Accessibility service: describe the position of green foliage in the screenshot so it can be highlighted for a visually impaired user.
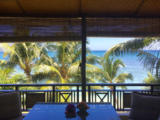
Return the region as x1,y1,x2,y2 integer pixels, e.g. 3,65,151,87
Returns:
111,38,158,56
144,72,160,90
36,41,100,85
0,67,26,89
144,72,159,84
0,43,53,83
0,41,100,86
1,43,45,81
98,47,133,88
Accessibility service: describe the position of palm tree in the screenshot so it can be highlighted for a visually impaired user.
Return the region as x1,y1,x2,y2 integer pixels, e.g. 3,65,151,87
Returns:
0,41,100,85
35,41,100,84
95,48,133,105
98,48,133,89
110,37,160,80
144,72,160,89
0,43,56,83
0,65,25,89
144,72,157,84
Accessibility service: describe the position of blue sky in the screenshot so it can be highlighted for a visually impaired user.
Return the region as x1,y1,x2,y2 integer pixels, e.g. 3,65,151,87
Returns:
87,37,135,50
0,37,136,51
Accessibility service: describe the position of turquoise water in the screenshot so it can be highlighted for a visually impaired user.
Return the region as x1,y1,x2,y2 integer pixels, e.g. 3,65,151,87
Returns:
0,51,149,83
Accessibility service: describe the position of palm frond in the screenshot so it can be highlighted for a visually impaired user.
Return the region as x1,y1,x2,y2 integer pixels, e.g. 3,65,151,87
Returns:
33,64,64,83
68,62,80,76
112,59,125,77
114,73,133,83
144,72,157,84
137,50,160,73
111,38,157,56
0,60,16,68
86,64,102,73
87,54,100,64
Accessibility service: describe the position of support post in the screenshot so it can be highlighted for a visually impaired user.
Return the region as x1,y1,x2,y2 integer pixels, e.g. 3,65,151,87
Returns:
81,17,87,102
150,85,154,95
15,86,19,91
88,85,91,103
113,86,116,109
52,86,55,103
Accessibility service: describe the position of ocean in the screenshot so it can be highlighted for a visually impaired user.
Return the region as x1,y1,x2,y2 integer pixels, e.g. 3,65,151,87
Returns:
0,51,150,84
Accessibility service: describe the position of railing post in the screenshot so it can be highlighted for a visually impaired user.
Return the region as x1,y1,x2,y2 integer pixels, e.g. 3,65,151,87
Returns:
88,85,91,103
77,85,79,103
52,86,55,103
113,86,116,109
15,86,19,91
15,85,21,108
150,85,154,95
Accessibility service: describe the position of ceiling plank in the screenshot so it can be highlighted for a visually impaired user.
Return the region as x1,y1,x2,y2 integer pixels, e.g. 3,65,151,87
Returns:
133,0,146,16
15,0,26,15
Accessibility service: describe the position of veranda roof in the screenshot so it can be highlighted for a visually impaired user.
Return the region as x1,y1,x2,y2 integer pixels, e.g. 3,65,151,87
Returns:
0,0,160,17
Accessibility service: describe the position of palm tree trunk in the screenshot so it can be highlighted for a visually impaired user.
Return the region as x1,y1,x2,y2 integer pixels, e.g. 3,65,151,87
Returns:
24,68,32,83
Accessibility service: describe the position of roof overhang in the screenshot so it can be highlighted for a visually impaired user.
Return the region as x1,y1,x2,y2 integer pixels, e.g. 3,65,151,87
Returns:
0,17,160,42
0,0,160,18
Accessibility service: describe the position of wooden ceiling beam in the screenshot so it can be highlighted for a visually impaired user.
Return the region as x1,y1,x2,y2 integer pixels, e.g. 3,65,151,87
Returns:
15,0,26,15
134,0,146,16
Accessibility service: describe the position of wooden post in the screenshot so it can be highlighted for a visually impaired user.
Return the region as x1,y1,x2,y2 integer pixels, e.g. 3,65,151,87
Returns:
52,86,55,103
113,86,116,109
81,17,87,102
150,85,154,95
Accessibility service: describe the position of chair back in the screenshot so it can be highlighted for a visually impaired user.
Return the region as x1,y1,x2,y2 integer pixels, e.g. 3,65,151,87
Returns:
123,93,131,108
0,92,22,120
129,92,160,120
26,92,45,109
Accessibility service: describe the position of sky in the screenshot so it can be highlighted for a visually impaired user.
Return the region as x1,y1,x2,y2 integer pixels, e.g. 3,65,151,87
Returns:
87,37,135,51
1,37,159,52
0,37,135,52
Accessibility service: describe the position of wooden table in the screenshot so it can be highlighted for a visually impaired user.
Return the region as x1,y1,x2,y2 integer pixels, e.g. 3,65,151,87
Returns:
24,103,121,120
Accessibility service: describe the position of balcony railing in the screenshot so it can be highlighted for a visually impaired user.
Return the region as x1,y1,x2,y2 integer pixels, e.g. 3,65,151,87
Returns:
0,83,160,111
